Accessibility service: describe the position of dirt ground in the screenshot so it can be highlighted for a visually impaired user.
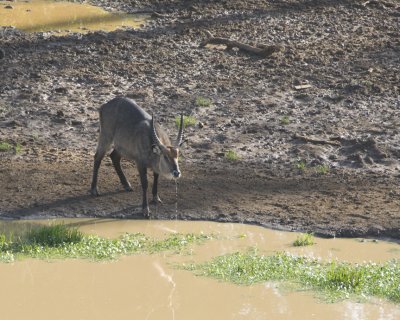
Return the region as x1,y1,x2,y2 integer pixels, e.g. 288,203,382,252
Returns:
0,0,399,239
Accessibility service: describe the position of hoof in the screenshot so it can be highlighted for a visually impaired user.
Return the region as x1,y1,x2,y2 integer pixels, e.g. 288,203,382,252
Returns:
142,207,151,219
90,188,99,196
124,185,133,192
150,196,163,205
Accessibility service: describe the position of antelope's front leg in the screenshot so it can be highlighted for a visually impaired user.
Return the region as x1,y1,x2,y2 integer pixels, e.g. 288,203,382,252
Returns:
151,172,163,204
138,166,150,218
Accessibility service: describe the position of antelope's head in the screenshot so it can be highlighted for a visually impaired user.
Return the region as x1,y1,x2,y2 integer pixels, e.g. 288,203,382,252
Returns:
151,114,184,179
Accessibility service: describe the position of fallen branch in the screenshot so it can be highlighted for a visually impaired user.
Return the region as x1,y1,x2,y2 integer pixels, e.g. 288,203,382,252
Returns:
200,30,282,58
151,11,168,18
294,84,312,90
293,134,341,146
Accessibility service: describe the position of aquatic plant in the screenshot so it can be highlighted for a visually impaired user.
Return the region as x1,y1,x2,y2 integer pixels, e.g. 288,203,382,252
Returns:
186,250,400,303
0,224,212,262
26,223,84,246
293,233,314,247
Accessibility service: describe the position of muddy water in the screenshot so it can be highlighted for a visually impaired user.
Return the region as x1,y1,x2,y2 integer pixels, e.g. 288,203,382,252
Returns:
0,0,148,34
0,219,399,320
74,219,400,263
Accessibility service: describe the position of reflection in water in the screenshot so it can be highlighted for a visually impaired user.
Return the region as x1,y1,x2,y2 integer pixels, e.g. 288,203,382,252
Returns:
344,302,366,320
343,301,400,320
0,219,399,320
153,262,177,320
0,0,148,34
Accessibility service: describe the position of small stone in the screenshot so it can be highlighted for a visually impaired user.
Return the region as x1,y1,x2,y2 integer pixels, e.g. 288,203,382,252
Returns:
6,120,21,128
4,5,14,9
54,87,68,94
364,155,374,164
71,119,83,126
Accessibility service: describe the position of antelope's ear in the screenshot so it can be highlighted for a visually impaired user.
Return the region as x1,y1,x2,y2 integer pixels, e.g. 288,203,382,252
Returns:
152,145,161,155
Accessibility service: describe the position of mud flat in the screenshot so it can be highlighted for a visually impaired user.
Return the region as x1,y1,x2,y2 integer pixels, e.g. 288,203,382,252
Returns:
0,0,399,239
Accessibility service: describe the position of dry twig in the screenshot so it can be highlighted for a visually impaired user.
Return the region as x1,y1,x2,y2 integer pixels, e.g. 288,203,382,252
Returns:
293,134,341,146
200,30,282,58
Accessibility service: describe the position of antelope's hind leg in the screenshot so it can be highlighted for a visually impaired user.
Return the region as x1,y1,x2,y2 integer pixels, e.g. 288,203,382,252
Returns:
91,149,106,196
91,132,113,196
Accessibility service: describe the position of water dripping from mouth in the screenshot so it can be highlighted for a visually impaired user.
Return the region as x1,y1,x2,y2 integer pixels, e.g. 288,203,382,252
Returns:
174,180,178,218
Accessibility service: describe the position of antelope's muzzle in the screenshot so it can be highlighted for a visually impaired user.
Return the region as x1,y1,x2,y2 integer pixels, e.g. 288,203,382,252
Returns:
172,170,181,178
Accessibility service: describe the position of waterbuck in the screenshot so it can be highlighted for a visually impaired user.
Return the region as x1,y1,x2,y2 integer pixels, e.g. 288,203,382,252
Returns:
90,97,184,217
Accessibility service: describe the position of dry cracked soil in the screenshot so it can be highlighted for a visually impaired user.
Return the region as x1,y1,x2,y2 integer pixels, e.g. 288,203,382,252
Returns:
0,0,399,239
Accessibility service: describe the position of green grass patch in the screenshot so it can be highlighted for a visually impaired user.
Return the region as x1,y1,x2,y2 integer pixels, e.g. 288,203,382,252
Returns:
293,233,314,247
295,160,307,172
195,96,212,108
295,161,330,175
0,141,22,153
186,250,400,303
280,115,290,125
15,143,22,154
315,164,330,175
0,224,212,262
224,150,240,161
176,115,197,128
0,141,14,152
26,223,84,247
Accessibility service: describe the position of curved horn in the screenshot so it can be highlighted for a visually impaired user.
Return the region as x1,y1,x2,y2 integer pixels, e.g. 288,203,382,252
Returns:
151,114,163,147
175,113,184,147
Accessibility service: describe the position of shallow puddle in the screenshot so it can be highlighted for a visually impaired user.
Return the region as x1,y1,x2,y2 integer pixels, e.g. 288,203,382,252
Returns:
0,0,148,34
0,219,399,320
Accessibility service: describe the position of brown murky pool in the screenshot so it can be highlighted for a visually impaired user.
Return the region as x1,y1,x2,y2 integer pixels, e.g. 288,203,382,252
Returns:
0,219,399,320
0,0,148,34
